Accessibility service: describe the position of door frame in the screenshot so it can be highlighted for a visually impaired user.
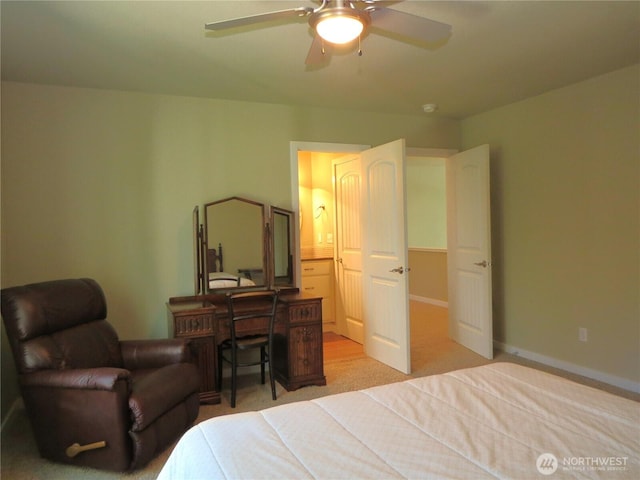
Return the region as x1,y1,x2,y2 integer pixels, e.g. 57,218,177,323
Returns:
290,141,370,288
290,143,476,361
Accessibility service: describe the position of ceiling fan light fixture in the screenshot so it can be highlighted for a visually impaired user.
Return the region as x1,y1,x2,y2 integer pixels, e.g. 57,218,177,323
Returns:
316,15,363,44
311,8,370,45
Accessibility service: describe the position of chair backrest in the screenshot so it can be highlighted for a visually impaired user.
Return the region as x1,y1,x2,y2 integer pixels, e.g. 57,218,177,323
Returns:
226,290,279,342
1,278,123,374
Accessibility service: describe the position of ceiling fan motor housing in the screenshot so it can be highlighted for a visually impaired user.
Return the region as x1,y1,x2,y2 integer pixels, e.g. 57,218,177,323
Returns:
310,5,372,44
310,7,372,29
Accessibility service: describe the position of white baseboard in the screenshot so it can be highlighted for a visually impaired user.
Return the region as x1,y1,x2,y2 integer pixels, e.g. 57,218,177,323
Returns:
1,397,24,433
409,295,448,308
495,341,640,394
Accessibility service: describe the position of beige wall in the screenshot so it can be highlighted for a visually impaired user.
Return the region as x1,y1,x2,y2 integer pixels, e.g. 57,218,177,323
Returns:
0,81,460,418
408,249,448,303
406,157,447,249
298,151,339,257
405,156,448,303
461,65,640,385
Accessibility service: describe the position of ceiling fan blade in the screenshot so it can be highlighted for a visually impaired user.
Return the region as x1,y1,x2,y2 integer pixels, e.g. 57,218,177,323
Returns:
205,7,313,31
357,0,405,8
369,8,451,43
305,35,333,65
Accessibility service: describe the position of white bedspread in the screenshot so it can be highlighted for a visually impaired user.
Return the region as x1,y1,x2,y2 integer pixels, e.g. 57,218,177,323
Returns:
158,362,639,479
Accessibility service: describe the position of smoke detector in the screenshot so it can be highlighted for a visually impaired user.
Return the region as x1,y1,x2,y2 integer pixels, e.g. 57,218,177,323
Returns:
422,103,438,113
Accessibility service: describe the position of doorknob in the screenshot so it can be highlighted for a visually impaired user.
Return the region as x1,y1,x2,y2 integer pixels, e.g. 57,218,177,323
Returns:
389,266,405,274
474,261,488,268
337,258,343,264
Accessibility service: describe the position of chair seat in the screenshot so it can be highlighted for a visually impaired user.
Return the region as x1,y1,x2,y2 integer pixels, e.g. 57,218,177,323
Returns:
230,335,269,350
219,335,270,367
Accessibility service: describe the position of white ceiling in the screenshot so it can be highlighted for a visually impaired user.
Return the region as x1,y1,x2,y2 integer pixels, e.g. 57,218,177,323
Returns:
2,1,639,118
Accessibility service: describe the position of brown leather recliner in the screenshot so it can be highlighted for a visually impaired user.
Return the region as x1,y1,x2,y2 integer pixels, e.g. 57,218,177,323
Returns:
0,278,200,472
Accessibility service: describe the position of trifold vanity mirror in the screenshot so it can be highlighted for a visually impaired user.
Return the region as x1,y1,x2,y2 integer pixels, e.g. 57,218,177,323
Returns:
193,196,296,294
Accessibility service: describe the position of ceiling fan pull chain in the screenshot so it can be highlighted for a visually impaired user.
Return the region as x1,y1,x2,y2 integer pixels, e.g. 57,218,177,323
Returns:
358,35,363,56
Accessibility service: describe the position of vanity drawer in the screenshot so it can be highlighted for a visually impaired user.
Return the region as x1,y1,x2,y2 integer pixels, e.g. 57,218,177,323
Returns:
173,314,215,337
301,260,332,276
289,302,321,324
301,275,332,297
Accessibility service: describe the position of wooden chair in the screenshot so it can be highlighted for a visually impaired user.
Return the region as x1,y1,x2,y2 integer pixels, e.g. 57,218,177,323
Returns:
217,290,279,407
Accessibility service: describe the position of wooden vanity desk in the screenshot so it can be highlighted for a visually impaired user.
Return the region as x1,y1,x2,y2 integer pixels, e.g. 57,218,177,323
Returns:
167,290,326,404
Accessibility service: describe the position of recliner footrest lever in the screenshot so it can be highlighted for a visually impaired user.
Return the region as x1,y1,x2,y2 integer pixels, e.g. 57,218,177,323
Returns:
66,441,107,458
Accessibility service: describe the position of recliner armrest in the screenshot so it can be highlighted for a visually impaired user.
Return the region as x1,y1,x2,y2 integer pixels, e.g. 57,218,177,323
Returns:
120,339,192,370
20,367,130,391
128,362,200,432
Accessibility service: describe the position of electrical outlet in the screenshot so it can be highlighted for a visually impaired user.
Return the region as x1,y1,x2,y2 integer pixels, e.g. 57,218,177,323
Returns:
579,328,588,342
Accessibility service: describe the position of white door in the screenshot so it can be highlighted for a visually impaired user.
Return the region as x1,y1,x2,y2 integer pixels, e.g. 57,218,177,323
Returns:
446,144,493,358
333,154,364,344
361,139,411,374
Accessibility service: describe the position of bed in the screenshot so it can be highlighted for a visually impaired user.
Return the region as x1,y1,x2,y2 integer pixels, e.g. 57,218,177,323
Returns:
206,243,257,288
158,362,639,479
208,272,256,289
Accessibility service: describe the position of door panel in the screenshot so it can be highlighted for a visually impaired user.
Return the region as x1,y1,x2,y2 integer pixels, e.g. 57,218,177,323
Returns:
342,269,364,342
334,155,364,344
447,144,493,358
362,139,411,374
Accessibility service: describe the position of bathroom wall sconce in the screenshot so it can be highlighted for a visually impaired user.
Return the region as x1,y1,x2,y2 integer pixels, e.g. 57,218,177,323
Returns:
314,205,326,219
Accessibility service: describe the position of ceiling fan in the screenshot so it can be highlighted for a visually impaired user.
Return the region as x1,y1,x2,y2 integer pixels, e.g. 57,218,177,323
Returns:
205,0,452,65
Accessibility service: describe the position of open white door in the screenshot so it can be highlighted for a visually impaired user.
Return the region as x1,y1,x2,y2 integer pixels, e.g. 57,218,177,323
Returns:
446,144,493,359
333,154,364,344
361,139,411,374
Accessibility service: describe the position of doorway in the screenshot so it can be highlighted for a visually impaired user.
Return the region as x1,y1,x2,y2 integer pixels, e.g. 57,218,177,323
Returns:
291,141,494,367
292,142,450,360
297,149,356,337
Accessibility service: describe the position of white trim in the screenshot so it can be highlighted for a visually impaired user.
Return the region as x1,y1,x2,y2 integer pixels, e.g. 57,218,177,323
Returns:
495,341,640,394
406,147,458,158
0,397,24,433
409,294,448,308
409,247,447,253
